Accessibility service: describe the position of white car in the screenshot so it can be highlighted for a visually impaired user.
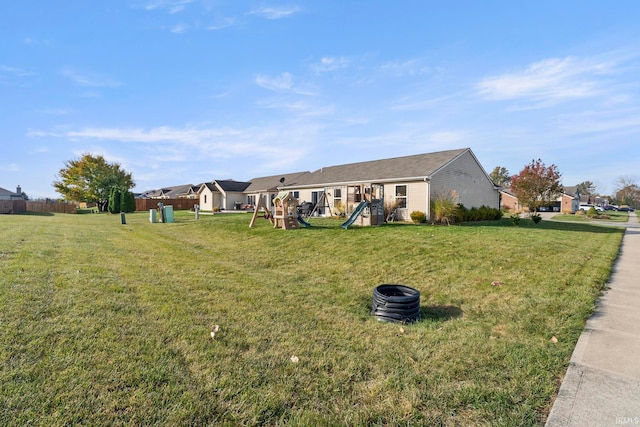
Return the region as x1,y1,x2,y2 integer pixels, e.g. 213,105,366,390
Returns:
579,204,604,212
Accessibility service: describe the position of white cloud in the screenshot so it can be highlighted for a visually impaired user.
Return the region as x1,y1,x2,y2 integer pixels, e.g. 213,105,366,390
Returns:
255,72,294,92
255,98,334,116
255,72,316,95
37,108,71,115
380,58,431,76
207,17,236,30
30,123,320,172
311,56,351,73
476,55,617,104
23,37,50,45
60,69,122,87
392,94,459,111
143,0,193,12
248,5,301,20
170,23,189,33
1,65,37,78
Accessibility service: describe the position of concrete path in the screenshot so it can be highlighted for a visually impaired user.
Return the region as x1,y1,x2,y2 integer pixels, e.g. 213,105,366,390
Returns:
546,212,640,426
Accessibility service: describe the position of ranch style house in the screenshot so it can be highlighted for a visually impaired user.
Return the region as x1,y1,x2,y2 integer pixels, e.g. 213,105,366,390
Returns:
139,148,501,222
277,148,500,222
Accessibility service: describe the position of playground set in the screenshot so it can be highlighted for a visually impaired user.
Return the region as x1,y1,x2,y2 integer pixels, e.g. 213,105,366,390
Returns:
249,184,386,230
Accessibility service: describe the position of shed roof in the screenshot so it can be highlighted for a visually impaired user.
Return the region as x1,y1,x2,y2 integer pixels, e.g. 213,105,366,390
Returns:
215,179,251,192
198,180,251,194
283,148,469,188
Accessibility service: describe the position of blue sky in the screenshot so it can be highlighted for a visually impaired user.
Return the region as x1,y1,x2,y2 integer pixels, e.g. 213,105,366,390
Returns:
2,1,639,199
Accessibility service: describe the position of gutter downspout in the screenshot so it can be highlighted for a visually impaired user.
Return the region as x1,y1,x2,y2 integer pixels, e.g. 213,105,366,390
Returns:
424,176,431,221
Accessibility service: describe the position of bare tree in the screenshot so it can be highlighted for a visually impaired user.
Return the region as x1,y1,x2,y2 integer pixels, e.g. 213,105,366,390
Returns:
614,176,640,208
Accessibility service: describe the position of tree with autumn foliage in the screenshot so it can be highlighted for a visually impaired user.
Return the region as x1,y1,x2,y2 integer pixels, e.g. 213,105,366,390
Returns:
510,159,563,214
53,153,135,212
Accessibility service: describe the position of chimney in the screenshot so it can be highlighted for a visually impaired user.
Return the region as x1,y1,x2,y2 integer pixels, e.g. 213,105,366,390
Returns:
16,185,22,195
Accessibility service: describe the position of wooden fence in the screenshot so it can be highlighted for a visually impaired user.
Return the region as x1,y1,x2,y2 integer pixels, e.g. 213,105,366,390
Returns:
26,200,78,214
0,200,26,214
135,198,200,212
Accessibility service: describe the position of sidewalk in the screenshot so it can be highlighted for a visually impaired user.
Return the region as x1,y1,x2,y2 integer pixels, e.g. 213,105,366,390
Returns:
546,212,640,426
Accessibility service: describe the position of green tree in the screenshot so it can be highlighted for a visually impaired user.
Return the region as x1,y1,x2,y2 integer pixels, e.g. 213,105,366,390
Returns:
576,181,596,197
489,166,511,187
53,154,134,211
108,187,122,214
510,159,563,214
108,187,136,213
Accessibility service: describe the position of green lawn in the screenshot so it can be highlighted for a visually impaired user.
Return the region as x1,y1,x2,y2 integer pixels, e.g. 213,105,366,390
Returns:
552,210,630,223
0,211,625,426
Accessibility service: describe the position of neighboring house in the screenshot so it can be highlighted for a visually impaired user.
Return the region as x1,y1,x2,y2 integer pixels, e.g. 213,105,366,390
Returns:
499,189,522,212
0,185,25,200
0,186,27,214
280,148,500,221
243,171,310,210
138,184,199,199
560,186,581,214
163,184,198,199
198,180,251,211
501,186,580,214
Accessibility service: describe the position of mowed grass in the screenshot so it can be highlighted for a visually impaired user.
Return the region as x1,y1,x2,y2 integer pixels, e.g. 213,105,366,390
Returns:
552,210,630,223
0,211,625,426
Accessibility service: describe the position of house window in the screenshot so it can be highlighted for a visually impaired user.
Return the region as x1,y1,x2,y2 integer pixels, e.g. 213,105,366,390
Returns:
204,194,207,204
293,191,299,199
334,188,342,204
247,195,256,206
395,185,407,208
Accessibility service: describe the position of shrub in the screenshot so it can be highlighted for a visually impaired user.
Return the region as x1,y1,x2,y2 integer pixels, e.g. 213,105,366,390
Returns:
586,207,598,218
107,187,121,214
410,211,426,224
108,188,136,213
510,214,521,226
531,213,542,224
431,191,459,225
457,204,503,222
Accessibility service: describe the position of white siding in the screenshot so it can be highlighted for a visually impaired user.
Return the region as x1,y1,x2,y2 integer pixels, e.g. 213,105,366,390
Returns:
199,189,214,211
383,181,428,221
224,193,246,210
430,151,498,210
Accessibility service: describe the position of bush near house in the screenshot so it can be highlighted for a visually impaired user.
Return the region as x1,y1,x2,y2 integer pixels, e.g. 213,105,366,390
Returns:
431,195,459,225
456,205,503,222
410,211,427,223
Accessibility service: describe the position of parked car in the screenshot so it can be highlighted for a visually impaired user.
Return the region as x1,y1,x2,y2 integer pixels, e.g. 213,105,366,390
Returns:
579,204,604,212
617,205,634,212
602,205,616,211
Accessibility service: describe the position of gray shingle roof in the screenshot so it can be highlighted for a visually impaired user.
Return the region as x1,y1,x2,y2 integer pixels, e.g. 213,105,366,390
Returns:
0,187,16,197
283,148,469,188
244,172,310,193
215,180,251,192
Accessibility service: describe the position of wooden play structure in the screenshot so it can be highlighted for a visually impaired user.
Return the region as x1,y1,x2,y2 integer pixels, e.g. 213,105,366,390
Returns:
249,193,274,228
341,184,385,229
249,191,309,230
272,191,300,229
308,191,333,218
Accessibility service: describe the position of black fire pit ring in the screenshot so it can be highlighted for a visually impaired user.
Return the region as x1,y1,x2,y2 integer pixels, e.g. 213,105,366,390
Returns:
371,284,421,323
